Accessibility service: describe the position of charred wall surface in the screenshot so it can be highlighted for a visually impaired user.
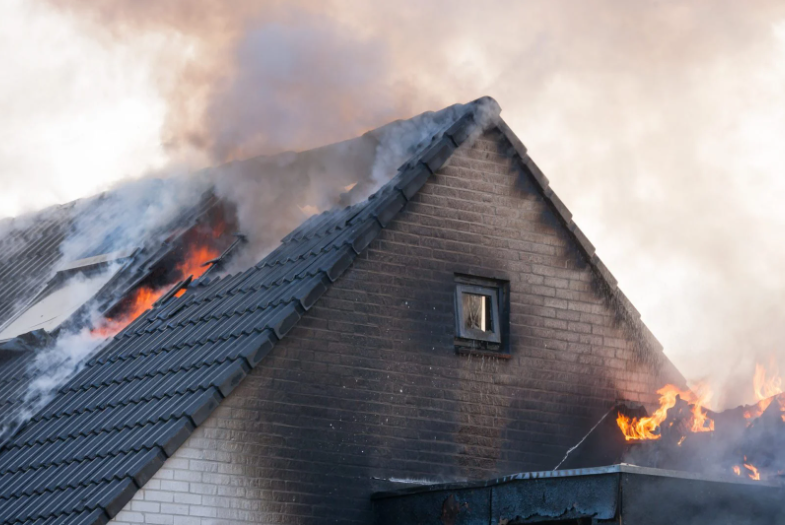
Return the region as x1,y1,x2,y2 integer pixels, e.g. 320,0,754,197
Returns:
110,129,677,524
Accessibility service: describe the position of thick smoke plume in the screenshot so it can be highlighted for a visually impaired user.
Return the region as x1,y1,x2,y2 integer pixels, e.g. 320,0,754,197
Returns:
61,173,213,262
44,0,425,164
212,101,490,266
10,0,785,409
0,97,481,442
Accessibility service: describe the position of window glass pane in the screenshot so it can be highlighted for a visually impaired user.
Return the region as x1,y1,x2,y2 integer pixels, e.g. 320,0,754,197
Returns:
462,293,494,332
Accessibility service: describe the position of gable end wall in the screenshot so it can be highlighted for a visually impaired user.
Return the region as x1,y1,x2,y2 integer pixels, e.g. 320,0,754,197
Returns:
110,128,674,525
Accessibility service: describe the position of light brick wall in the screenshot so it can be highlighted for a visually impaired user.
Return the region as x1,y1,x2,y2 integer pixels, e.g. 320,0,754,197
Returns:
110,411,277,525
110,128,677,524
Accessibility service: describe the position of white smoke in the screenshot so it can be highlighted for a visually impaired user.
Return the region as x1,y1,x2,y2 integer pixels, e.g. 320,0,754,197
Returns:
10,0,785,412
16,327,103,422
214,99,493,268
0,99,488,438
0,268,118,438
59,169,213,263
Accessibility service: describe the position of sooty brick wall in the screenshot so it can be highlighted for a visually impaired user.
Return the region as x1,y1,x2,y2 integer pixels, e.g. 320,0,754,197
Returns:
110,128,680,525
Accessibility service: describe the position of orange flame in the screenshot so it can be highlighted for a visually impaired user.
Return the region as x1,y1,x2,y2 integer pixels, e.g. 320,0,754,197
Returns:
689,382,714,433
91,285,162,338
617,384,714,441
176,244,219,282
744,399,773,420
92,242,220,338
743,459,761,481
754,361,782,400
744,360,783,420
732,465,741,476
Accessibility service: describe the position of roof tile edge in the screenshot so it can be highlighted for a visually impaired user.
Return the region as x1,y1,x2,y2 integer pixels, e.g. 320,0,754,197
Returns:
495,117,673,368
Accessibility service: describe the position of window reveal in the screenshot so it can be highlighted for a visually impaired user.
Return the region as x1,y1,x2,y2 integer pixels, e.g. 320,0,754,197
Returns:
462,291,493,333
454,280,505,349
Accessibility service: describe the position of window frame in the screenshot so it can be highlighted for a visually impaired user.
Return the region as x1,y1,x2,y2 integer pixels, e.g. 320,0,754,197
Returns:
453,274,510,357
455,283,501,343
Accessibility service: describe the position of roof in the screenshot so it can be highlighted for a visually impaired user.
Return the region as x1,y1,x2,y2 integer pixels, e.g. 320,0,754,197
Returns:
372,464,782,525
0,206,74,329
0,192,228,442
0,97,674,524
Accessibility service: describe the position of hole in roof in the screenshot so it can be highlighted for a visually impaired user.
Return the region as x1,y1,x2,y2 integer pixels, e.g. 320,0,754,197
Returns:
92,202,240,337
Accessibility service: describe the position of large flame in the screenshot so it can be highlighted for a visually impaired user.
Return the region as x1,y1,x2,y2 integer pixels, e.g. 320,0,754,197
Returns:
753,361,782,400
744,360,784,420
92,242,220,338
176,244,218,281
90,285,161,338
617,384,714,441
689,382,714,433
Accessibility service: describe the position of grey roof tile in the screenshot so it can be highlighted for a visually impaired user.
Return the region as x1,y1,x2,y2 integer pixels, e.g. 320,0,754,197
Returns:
0,449,160,501
232,331,275,369
420,135,456,174
394,164,432,201
569,222,596,258
0,477,132,523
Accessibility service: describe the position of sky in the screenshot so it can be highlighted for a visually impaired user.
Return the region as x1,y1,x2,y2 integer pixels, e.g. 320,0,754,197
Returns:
3,0,785,407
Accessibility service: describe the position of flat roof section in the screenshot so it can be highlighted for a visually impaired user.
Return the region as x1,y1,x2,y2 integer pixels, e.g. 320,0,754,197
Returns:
371,464,785,524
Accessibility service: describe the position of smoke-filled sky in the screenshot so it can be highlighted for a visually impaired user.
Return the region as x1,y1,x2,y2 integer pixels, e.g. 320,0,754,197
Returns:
3,0,785,407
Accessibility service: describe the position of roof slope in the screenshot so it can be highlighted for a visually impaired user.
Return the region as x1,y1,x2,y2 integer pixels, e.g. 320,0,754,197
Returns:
0,97,676,524
0,206,74,329
0,194,224,442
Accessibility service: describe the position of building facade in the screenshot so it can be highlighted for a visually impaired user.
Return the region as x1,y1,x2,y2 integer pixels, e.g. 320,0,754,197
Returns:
109,125,681,524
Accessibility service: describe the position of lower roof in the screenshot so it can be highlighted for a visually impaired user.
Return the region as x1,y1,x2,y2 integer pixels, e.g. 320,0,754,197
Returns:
372,464,782,525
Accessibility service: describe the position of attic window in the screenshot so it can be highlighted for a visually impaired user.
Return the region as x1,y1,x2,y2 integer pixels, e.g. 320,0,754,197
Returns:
457,285,499,342
454,275,509,355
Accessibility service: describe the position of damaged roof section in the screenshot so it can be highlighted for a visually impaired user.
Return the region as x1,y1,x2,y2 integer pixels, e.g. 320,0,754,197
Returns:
0,95,474,354
0,192,241,447
0,98,490,461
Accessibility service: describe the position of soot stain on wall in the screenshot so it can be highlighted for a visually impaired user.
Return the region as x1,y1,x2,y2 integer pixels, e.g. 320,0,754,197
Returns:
207,128,676,523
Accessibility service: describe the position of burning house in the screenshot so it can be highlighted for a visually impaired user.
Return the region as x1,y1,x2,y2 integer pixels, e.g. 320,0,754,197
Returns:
0,97,773,525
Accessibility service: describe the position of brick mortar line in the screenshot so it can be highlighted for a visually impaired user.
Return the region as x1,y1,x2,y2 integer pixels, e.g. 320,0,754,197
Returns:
245,352,636,392
221,381,626,420
366,236,568,266
251,353,647,395
174,443,561,475
281,328,642,373
205,401,611,434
